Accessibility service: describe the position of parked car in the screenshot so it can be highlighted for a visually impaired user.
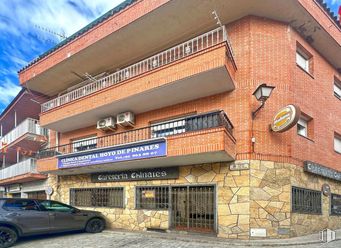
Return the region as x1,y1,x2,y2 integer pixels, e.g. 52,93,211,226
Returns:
0,198,106,248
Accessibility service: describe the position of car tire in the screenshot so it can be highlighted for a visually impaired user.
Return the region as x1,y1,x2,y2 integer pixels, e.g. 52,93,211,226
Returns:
85,218,105,233
0,226,18,248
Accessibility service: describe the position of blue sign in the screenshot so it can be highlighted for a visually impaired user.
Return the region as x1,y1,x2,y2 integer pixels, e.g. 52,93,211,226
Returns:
58,139,167,169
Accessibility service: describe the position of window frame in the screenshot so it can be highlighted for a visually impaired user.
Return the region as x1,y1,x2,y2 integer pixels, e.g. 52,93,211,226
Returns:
69,187,124,208
71,135,97,153
330,193,341,216
135,186,170,210
334,78,341,100
297,118,308,137
334,133,341,154
291,186,322,215
296,43,313,75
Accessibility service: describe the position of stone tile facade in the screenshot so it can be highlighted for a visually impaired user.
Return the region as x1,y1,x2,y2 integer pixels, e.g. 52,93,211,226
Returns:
47,160,341,239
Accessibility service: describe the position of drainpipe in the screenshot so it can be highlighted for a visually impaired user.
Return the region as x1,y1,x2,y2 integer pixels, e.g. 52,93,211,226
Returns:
14,111,17,127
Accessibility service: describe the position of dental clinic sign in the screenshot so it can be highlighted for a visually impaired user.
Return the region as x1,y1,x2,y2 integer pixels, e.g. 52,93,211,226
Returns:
58,139,167,169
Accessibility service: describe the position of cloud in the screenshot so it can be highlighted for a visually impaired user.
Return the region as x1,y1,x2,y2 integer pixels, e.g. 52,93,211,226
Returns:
0,0,125,40
0,0,124,111
331,0,341,5
0,79,21,105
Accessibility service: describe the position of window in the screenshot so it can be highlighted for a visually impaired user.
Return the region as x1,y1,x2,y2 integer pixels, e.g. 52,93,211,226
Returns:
150,112,222,138
72,136,97,152
136,186,169,210
70,188,124,208
2,199,39,211
334,134,341,154
297,114,313,139
334,79,341,100
297,118,308,137
292,186,322,214
331,193,341,215
296,44,312,74
151,118,187,138
38,200,75,212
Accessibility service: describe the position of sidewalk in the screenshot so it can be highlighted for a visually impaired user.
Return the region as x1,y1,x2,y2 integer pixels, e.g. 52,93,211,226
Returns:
107,228,341,247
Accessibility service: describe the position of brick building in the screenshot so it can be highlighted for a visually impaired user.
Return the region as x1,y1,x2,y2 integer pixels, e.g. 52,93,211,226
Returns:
0,89,49,199
18,0,340,239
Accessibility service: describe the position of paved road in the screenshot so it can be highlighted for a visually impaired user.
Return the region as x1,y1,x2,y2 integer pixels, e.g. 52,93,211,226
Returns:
14,230,341,248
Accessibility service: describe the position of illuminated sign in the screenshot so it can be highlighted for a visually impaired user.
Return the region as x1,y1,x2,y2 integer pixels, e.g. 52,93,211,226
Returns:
271,105,301,133
58,139,167,169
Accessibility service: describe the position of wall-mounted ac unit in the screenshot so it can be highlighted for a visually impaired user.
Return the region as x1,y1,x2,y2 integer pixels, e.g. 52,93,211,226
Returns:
117,112,135,127
97,117,116,131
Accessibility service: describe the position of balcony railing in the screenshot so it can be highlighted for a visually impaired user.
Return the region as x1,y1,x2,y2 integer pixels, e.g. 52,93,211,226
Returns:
0,118,48,148
41,26,228,113
0,158,37,180
38,111,233,159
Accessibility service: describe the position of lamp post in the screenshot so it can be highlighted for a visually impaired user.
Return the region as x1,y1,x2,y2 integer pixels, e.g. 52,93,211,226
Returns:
251,83,275,119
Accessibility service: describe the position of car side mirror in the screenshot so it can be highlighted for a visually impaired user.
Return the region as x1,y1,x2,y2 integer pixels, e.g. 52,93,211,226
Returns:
71,208,80,213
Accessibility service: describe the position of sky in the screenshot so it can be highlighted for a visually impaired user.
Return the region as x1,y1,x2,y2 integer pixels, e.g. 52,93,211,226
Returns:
0,0,340,113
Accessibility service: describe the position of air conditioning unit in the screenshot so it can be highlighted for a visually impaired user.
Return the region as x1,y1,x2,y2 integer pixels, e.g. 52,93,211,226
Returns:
117,112,135,127
97,117,116,131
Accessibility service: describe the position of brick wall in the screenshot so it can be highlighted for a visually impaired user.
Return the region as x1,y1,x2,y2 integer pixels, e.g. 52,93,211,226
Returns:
45,16,340,171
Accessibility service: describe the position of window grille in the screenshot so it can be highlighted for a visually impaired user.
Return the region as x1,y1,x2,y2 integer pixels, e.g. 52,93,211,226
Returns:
292,186,322,214
136,186,169,210
70,188,124,208
331,193,341,216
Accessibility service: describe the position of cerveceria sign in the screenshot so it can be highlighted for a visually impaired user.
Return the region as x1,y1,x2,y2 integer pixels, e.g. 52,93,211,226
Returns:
271,105,301,133
304,161,341,182
91,167,179,182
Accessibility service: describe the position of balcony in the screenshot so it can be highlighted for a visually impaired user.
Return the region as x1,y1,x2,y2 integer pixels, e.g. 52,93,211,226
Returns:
0,158,47,186
37,111,236,175
40,27,236,132
0,118,48,150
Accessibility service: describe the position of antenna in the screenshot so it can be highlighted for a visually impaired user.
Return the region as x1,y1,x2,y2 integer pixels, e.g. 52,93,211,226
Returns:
212,10,223,28
84,73,99,83
34,25,67,41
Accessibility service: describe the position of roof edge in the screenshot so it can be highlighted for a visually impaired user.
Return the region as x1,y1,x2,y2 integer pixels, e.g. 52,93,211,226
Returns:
18,0,137,74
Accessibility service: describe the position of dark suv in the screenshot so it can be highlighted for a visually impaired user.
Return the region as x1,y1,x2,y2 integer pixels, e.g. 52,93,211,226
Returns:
0,198,106,248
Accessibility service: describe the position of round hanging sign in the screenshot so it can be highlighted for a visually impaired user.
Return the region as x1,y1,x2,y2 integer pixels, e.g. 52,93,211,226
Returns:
271,105,301,133
45,186,54,196
321,183,331,196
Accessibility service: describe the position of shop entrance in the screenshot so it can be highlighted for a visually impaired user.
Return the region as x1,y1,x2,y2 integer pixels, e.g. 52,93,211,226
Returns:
27,191,47,200
171,185,215,233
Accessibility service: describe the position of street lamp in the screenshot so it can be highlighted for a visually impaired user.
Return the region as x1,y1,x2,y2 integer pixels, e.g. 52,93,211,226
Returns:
251,83,275,119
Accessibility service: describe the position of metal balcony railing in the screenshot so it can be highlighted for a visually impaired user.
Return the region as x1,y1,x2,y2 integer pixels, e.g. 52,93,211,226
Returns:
0,158,37,180
0,118,48,148
41,26,228,113
38,111,233,159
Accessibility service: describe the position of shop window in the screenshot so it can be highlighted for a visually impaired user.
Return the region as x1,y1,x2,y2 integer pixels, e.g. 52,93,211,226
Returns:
331,193,341,216
334,78,341,100
292,186,322,214
72,136,97,152
70,188,124,208
334,133,341,154
297,114,313,139
296,43,313,74
136,186,169,210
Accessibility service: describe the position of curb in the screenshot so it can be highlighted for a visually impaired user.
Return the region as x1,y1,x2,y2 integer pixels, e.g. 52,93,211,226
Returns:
103,229,341,247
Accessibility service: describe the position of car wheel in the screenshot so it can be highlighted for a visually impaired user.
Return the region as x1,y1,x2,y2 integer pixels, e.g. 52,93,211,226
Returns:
85,218,105,233
0,226,18,248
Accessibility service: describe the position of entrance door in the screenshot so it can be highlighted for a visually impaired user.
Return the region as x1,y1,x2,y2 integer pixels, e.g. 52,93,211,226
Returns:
171,186,215,233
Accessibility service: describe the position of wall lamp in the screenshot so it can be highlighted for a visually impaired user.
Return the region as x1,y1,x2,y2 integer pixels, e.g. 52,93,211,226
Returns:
251,83,275,119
